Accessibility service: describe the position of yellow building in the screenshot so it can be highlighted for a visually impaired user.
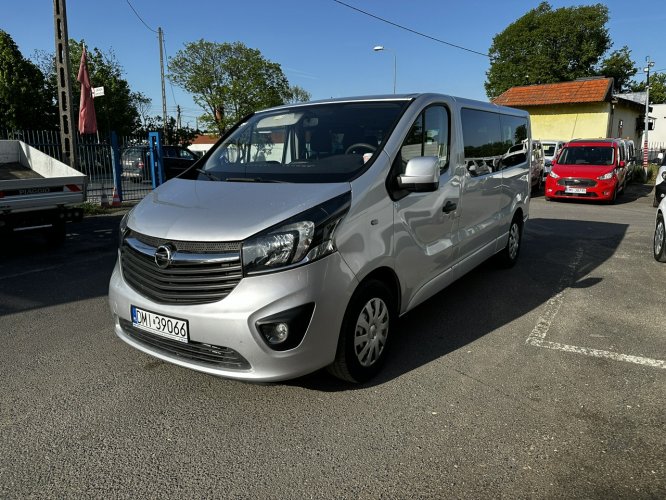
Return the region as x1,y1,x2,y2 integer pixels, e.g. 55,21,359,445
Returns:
493,78,644,145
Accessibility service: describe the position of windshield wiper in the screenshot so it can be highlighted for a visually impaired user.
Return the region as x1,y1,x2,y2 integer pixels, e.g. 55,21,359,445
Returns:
225,177,284,183
197,168,222,181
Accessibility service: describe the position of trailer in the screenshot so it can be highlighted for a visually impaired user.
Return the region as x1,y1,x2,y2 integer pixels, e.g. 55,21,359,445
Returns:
0,140,87,245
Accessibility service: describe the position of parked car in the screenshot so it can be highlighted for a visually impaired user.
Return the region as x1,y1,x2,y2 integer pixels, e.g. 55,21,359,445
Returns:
121,145,199,182
653,154,666,207
503,139,543,192
540,139,566,182
654,195,666,262
617,138,637,181
545,138,628,203
109,93,532,383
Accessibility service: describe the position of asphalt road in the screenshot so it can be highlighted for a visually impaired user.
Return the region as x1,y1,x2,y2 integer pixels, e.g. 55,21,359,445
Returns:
0,183,664,499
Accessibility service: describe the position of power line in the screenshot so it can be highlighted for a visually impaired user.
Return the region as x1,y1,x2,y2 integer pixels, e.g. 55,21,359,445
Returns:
332,0,489,58
125,0,158,33
162,35,179,107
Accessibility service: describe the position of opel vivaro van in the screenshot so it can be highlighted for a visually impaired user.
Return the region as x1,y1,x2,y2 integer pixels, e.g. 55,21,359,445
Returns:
108,94,532,383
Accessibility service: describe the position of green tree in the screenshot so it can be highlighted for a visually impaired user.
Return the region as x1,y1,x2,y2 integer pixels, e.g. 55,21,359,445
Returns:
67,40,140,136
286,85,311,104
0,30,56,129
37,40,141,135
630,73,666,104
131,91,152,129
485,2,611,99
168,40,295,134
597,46,637,93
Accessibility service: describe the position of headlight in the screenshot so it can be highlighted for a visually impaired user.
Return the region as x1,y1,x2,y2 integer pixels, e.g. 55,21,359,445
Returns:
242,192,351,275
119,211,130,247
597,171,614,181
549,171,560,179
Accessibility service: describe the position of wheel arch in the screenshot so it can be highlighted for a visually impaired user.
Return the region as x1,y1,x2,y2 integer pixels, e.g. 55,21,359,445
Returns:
354,266,402,314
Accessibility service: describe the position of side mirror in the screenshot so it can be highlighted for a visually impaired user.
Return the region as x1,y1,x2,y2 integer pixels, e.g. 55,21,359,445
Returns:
397,156,440,192
619,160,626,168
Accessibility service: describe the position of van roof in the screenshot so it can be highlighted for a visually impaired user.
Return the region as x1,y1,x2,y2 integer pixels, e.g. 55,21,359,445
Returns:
261,93,529,117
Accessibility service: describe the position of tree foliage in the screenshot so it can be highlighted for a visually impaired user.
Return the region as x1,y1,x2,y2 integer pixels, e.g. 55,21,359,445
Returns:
168,40,296,134
286,85,312,104
66,40,140,136
36,40,141,135
0,30,56,129
485,2,611,99
631,73,666,105
597,46,637,93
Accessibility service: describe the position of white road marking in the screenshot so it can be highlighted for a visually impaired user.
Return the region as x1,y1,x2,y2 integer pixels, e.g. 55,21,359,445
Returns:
526,246,666,370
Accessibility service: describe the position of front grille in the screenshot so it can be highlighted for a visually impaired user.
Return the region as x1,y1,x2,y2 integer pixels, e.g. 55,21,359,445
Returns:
120,319,251,370
558,178,596,187
121,230,243,305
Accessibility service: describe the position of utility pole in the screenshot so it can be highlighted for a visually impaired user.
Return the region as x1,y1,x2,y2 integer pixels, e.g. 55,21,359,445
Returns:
158,27,167,142
52,0,78,169
176,105,181,137
643,56,655,175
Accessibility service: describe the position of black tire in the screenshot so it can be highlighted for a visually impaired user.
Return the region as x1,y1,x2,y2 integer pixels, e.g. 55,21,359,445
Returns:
327,280,396,383
654,214,666,263
496,215,522,268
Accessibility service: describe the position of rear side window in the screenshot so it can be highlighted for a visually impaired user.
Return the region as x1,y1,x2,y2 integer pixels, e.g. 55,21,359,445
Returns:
461,109,528,175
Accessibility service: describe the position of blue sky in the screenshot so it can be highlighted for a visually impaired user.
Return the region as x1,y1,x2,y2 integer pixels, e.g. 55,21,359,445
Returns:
3,0,665,129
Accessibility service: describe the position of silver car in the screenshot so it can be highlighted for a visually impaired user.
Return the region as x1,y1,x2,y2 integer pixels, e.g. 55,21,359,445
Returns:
109,94,531,383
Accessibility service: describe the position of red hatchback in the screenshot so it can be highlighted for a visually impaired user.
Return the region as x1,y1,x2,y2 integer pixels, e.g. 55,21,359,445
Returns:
545,139,628,203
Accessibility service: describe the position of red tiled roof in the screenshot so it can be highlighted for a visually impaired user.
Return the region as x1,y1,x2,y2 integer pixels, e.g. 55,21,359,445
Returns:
493,78,613,107
191,134,219,145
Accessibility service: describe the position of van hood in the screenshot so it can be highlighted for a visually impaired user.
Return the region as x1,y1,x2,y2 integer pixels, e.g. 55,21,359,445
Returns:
127,179,351,241
551,164,614,179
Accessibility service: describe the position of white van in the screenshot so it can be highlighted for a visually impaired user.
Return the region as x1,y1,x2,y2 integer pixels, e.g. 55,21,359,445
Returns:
109,94,531,383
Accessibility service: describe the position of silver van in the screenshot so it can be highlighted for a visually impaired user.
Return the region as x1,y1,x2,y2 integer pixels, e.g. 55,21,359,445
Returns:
109,94,531,383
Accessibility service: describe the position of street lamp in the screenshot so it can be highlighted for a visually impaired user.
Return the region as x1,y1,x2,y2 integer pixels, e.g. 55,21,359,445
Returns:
643,56,655,173
373,45,396,94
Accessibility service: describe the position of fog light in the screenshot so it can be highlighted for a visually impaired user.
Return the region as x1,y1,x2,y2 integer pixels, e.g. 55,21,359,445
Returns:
256,303,315,351
264,323,289,345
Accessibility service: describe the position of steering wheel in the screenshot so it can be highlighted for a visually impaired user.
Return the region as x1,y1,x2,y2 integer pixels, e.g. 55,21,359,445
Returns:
345,143,377,155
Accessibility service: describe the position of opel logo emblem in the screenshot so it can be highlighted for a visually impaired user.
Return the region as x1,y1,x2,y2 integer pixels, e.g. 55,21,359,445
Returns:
154,244,175,269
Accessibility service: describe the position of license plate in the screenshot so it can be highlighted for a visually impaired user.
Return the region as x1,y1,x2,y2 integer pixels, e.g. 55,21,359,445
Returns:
565,187,587,194
131,306,189,343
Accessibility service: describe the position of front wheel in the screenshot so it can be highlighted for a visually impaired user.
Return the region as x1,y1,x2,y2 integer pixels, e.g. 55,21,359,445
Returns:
327,280,396,383
654,214,666,262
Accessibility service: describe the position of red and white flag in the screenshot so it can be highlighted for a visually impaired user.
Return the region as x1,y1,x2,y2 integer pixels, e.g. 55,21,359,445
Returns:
77,46,97,134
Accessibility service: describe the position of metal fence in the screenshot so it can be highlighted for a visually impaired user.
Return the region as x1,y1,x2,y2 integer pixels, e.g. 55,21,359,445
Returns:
0,129,153,204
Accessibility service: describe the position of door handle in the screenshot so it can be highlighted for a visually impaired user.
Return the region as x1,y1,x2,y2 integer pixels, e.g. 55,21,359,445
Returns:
442,201,457,213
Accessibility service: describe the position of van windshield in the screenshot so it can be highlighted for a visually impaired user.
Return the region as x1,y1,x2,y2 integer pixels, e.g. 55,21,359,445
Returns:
199,100,409,183
558,146,614,166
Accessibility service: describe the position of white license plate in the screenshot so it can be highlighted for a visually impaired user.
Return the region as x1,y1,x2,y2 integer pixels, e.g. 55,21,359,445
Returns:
131,306,189,343
565,187,587,194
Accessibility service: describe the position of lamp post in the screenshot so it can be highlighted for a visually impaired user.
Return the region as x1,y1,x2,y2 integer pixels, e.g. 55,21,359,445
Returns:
373,45,396,94
643,56,655,174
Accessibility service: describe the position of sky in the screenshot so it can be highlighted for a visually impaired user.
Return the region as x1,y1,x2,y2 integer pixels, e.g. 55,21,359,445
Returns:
3,0,665,130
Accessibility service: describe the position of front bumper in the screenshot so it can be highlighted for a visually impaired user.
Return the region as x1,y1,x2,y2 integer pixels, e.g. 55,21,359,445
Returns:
108,252,357,381
655,181,666,205
545,177,618,201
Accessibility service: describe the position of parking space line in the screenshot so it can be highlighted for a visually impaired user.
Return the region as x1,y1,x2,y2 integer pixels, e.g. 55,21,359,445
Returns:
526,337,666,369
526,246,666,370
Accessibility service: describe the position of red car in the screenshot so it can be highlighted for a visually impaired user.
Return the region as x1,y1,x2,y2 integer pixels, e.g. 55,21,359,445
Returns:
544,139,629,203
